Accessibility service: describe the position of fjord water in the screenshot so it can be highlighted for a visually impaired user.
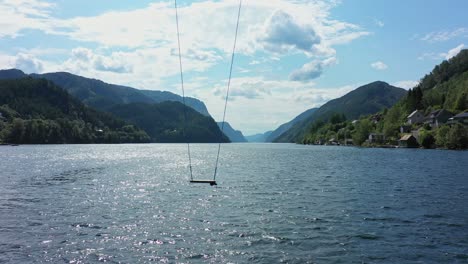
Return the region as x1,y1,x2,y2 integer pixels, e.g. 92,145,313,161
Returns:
0,144,467,263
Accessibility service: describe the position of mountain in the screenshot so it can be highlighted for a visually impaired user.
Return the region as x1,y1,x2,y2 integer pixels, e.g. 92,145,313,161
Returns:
0,69,27,79
0,78,150,144
108,102,229,143
217,122,247,142
139,90,210,116
265,108,318,142
245,131,273,142
0,69,210,116
274,81,407,142
0,69,226,143
324,49,468,149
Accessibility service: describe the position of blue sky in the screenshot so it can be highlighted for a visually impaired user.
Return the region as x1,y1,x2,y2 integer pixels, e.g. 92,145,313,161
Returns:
0,0,467,135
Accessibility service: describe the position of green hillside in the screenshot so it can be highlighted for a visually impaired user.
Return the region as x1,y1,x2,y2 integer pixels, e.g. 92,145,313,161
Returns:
108,102,229,143
0,69,225,143
274,81,406,143
301,49,468,149
0,78,150,144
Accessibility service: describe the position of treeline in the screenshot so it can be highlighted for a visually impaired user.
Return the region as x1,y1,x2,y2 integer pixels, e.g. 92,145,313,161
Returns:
0,78,150,144
302,113,467,150
0,117,149,144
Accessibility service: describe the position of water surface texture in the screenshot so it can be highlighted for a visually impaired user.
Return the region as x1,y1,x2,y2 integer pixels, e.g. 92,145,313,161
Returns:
0,144,467,263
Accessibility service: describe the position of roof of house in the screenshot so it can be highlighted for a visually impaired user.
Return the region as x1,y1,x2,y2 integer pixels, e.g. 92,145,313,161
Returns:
407,110,422,118
399,134,415,141
427,109,452,118
454,112,468,118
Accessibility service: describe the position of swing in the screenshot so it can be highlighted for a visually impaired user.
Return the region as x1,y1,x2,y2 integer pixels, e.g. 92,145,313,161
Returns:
174,0,242,185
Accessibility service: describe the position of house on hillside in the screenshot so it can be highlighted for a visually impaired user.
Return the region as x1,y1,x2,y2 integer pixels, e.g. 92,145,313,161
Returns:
424,109,453,128
448,112,468,126
398,134,419,148
407,110,424,124
368,133,385,144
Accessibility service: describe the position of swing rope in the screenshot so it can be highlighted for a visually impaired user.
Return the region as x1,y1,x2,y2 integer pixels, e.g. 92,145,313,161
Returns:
213,0,242,181
174,0,193,181
174,0,242,182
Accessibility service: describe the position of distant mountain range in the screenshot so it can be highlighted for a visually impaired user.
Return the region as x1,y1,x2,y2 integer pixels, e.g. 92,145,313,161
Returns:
274,81,407,142
217,122,247,142
265,108,318,142
0,69,228,143
0,69,210,116
245,131,272,142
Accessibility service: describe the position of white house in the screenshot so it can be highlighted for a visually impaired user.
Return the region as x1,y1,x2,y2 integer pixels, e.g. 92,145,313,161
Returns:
407,110,424,125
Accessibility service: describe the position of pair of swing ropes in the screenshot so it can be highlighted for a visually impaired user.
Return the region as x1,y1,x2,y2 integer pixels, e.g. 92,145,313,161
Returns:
174,0,243,182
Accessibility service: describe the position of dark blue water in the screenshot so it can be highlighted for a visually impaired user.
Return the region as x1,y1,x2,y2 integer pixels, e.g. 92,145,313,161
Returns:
0,144,467,263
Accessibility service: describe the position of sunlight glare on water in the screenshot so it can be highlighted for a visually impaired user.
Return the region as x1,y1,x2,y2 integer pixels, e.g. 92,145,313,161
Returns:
0,144,467,263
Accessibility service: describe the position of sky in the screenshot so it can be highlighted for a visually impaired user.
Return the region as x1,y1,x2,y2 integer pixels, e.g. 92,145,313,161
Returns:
0,0,467,135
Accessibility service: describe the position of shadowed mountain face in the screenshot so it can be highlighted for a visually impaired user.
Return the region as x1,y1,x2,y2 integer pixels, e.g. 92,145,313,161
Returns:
217,122,247,142
109,102,229,143
0,69,227,143
0,78,150,144
274,81,407,142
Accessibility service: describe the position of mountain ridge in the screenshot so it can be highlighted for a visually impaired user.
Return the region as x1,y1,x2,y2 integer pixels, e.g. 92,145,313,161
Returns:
266,107,318,142
274,81,407,142
217,122,247,142
0,69,210,116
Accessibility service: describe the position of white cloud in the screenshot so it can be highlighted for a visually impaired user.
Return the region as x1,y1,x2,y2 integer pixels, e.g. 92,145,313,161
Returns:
258,10,320,53
371,61,388,70
442,44,464,60
0,0,369,83
289,57,336,82
64,47,131,74
289,61,323,82
212,77,273,100
393,80,419,90
0,53,16,69
419,44,465,61
0,0,51,37
421,28,468,43
14,53,44,73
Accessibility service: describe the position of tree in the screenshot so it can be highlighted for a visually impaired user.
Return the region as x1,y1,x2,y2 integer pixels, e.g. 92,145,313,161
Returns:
436,125,450,148
419,129,435,149
8,118,25,143
455,92,467,111
352,119,372,146
446,124,468,149
383,106,403,138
